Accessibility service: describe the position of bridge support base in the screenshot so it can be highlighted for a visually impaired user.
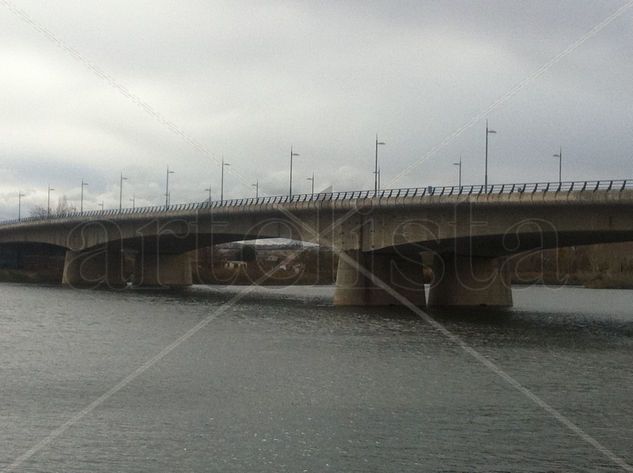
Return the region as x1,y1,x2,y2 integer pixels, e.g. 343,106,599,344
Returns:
428,254,512,308
333,251,426,306
62,248,127,288
133,253,193,287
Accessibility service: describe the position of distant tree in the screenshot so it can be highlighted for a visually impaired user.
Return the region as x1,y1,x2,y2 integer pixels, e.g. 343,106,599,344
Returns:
30,206,48,218
238,245,257,262
56,195,77,215
29,195,77,218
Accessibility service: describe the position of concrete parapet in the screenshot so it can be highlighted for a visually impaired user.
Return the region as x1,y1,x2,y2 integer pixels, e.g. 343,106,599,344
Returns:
333,251,426,306
62,248,126,288
133,252,193,287
428,253,512,308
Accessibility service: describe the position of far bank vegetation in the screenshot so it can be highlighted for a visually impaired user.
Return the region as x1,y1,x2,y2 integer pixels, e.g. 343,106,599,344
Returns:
194,242,633,289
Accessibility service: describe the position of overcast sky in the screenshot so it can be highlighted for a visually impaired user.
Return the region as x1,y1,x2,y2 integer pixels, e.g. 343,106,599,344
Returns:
1,0,632,219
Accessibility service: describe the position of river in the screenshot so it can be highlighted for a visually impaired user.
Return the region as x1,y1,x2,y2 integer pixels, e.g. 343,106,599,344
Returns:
1,283,632,472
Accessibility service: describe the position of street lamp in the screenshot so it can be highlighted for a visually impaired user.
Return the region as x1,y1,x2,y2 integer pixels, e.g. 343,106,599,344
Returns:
221,157,230,202
130,194,136,210
119,172,128,211
204,186,212,203
553,146,563,185
377,167,381,190
47,185,55,218
307,172,315,194
165,166,175,207
453,156,463,188
485,120,496,191
252,180,259,199
80,179,88,214
289,146,300,197
374,135,386,193
18,191,25,221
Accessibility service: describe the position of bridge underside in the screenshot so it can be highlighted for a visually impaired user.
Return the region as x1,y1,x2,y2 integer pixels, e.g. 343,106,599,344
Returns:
60,248,196,289
388,231,633,258
3,233,633,307
59,232,281,289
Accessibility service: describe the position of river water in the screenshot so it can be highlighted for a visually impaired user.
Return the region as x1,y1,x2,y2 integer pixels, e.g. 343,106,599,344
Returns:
1,283,632,472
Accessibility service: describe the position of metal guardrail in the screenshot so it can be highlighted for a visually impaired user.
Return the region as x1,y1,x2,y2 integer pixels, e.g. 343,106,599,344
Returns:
1,179,631,227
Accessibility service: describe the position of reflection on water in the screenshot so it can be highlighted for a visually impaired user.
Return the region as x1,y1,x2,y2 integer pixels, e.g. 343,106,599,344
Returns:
1,283,632,472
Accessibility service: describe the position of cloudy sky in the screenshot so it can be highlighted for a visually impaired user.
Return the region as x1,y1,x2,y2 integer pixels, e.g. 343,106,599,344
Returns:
0,0,632,219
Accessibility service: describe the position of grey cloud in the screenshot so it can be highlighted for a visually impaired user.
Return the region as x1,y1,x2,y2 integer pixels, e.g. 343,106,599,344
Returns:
0,0,632,219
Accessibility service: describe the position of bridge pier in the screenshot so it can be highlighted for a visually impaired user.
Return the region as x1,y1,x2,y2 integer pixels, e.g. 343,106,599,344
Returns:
133,252,193,288
428,254,512,308
333,251,426,306
62,248,127,288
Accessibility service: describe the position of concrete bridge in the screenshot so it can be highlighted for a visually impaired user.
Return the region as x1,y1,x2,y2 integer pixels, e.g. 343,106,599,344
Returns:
2,179,633,308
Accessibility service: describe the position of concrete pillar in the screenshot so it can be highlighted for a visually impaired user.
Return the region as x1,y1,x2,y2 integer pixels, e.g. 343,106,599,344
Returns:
62,248,127,288
333,250,367,305
428,253,512,308
133,252,193,287
333,251,426,306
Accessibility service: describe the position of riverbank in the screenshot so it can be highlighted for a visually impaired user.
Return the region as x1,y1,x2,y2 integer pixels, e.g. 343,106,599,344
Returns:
508,242,633,289
196,242,633,289
0,268,62,284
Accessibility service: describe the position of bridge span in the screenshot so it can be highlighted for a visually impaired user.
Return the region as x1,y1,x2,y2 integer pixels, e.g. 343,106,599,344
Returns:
2,179,633,308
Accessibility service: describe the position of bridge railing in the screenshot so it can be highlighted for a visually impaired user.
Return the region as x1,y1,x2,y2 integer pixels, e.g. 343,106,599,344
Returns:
2,178,631,226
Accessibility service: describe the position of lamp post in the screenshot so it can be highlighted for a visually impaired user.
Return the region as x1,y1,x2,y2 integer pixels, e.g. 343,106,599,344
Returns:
18,191,25,221
165,166,174,207
289,146,300,197
252,180,259,198
119,172,128,211
80,179,88,214
204,186,212,203
377,167,381,191
374,135,386,193
307,172,315,194
553,147,563,185
98,201,104,211
47,185,55,218
485,120,496,191
221,157,230,202
130,194,136,210
453,156,463,188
